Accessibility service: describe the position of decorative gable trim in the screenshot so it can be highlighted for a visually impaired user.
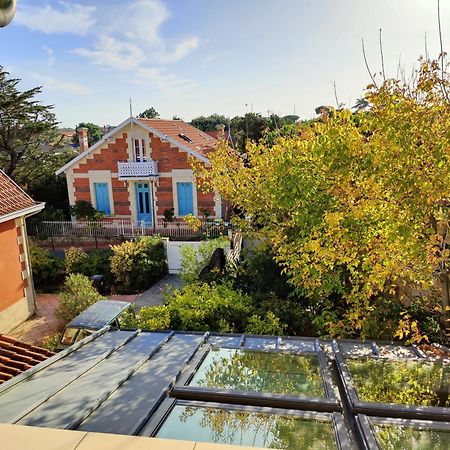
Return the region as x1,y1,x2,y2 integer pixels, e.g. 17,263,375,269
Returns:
56,117,210,176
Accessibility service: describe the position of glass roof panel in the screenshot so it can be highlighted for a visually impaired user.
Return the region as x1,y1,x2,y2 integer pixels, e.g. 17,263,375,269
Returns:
347,357,450,407
156,405,337,449
373,423,450,450
188,348,326,397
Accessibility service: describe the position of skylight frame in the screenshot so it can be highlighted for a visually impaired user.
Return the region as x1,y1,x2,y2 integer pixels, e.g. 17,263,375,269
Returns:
356,414,450,450
334,346,450,421
170,342,341,411
143,398,351,450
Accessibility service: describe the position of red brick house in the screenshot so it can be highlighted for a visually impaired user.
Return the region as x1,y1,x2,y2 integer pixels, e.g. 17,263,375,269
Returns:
0,171,44,333
56,117,224,224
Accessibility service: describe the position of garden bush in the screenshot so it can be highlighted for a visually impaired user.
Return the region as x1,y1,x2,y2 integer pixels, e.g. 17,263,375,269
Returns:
179,237,229,284
110,236,168,293
65,247,113,291
127,282,294,335
65,247,88,274
56,274,105,325
30,242,65,292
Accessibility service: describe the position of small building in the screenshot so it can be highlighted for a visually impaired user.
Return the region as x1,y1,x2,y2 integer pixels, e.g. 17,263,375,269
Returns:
0,171,44,333
56,117,224,225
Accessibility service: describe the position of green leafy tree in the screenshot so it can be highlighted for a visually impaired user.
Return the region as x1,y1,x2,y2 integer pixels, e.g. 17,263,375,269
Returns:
193,58,450,340
71,122,103,147
190,114,229,132
137,107,160,119
0,66,61,177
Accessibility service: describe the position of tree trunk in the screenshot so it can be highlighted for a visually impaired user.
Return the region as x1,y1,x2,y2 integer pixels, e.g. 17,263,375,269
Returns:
439,273,450,331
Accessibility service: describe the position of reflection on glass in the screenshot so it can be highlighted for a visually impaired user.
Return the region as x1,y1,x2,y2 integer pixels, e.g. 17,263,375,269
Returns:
189,348,325,397
157,405,336,449
374,424,450,450
347,358,450,407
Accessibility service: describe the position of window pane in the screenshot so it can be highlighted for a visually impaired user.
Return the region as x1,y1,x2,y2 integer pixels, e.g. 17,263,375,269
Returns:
374,424,450,450
189,348,326,398
156,405,336,449
60,328,79,346
347,358,450,407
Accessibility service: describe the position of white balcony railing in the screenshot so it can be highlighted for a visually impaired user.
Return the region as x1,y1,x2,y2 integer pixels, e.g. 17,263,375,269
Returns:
117,160,158,179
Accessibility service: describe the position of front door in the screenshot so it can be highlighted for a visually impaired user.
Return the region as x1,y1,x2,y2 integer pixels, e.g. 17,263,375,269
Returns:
135,182,152,224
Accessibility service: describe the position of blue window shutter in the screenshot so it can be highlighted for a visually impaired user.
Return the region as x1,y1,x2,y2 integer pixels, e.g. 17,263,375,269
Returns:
177,182,194,216
94,183,111,215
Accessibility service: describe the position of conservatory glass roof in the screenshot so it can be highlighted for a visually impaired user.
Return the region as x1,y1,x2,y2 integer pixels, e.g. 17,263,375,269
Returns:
0,328,448,450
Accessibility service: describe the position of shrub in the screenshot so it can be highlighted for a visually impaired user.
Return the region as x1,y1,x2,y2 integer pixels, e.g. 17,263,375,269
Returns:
65,247,88,274
110,236,168,293
246,312,287,335
70,200,103,220
127,282,292,335
30,242,65,292
56,274,105,325
40,333,62,352
180,237,229,284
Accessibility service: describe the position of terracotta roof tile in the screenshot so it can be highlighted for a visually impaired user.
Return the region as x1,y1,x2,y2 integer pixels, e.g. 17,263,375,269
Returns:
138,119,219,157
0,334,54,384
0,170,36,218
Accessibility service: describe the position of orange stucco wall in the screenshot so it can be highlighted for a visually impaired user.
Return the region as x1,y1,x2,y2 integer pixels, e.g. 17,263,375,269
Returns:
0,220,26,312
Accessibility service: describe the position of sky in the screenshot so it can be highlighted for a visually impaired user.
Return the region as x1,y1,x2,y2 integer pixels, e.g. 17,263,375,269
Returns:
2,0,449,127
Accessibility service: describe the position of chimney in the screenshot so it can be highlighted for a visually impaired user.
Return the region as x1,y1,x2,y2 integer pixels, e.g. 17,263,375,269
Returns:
76,127,89,153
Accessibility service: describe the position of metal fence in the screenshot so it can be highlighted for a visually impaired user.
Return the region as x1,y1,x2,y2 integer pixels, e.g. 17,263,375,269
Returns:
30,220,231,240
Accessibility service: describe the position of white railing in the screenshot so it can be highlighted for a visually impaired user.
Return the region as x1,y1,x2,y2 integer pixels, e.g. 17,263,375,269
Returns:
31,220,231,240
117,160,158,179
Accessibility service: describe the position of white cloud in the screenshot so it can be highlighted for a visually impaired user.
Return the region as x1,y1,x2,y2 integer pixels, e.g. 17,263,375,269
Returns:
42,46,56,67
135,67,194,90
33,74,91,95
158,37,200,64
73,36,145,71
16,2,96,36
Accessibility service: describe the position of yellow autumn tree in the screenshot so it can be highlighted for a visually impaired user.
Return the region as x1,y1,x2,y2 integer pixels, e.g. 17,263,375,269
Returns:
193,59,450,339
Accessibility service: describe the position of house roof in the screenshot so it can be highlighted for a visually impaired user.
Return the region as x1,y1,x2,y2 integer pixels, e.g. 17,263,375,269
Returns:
56,117,215,175
0,170,42,221
0,335,54,384
0,329,447,448
137,119,218,157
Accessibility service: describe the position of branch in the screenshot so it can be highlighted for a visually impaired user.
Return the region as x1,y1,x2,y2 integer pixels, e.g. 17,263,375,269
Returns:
379,28,386,80
437,0,450,101
362,38,377,87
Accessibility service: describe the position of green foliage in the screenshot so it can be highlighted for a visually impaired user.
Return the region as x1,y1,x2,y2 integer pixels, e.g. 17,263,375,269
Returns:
70,200,103,220
30,242,64,292
190,114,229,132
65,247,88,274
163,208,175,225
56,274,105,325
110,236,168,294
71,122,103,147
246,312,286,335
195,58,450,339
138,107,160,119
40,333,61,352
179,237,229,284
128,281,299,335
0,66,61,177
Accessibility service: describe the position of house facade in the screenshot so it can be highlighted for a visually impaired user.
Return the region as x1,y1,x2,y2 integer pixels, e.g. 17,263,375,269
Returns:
56,117,223,224
0,171,44,333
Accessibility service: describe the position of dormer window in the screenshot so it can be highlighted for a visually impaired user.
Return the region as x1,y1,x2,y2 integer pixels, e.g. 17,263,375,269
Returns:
133,138,147,162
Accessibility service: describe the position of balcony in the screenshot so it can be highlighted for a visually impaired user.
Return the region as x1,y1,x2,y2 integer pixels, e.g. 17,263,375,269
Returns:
117,160,158,180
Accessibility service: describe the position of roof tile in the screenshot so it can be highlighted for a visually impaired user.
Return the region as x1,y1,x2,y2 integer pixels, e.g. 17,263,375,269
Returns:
138,119,219,157
0,334,54,384
0,170,36,218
